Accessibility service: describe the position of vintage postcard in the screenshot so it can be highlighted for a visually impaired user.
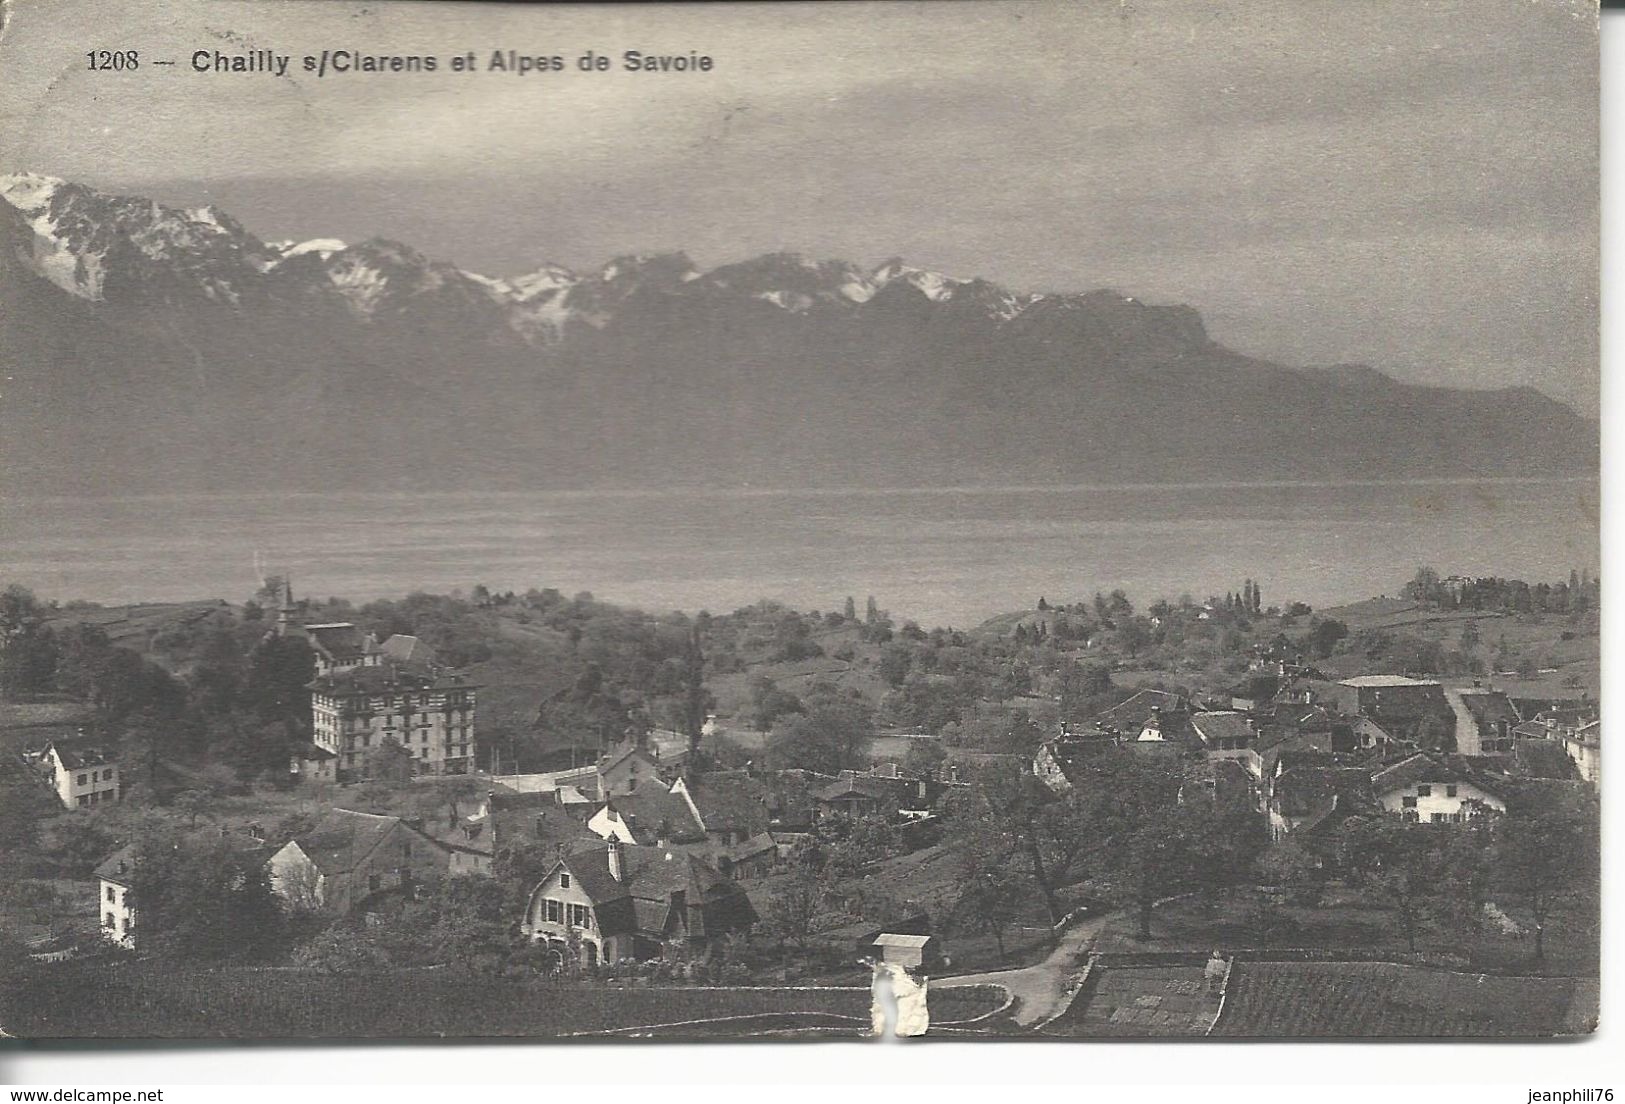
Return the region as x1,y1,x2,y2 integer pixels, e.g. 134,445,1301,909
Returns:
0,0,1599,1044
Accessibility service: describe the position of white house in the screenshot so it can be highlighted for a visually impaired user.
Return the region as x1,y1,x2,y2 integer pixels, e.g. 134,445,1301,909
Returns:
1557,720,1600,787
1370,754,1506,823
34,743,120,809
93,845,138,949
520,839,756,969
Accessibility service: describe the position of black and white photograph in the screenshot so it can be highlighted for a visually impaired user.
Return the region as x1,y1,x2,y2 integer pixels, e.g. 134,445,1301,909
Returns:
0,0,1604,1066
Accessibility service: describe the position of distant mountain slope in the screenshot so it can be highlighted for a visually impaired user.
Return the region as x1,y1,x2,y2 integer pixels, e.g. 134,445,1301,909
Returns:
0,173,1597,496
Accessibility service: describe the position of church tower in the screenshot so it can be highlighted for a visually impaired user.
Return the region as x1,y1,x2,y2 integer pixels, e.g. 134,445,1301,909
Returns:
274,578,301,637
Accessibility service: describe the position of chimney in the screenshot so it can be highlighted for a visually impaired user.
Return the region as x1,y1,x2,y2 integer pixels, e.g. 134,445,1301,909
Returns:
607,837,623,882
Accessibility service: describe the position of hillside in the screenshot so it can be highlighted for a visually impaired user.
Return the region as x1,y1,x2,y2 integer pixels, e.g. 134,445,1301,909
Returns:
0,174,1598,498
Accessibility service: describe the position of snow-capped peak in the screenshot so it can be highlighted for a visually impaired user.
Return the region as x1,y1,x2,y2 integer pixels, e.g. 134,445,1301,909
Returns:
871,257,968,303
0,171,67,213
270,237,349,262
501,264,577,301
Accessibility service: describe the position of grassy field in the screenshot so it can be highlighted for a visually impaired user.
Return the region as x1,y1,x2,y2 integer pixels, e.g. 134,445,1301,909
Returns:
0,962,1004,1039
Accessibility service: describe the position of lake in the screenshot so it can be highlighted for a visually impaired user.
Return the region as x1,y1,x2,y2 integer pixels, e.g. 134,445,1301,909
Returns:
0,479,1599,628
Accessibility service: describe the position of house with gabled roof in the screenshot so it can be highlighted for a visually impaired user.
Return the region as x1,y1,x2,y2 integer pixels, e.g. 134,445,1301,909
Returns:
813,774,896,820
1092,688,1189,734
28,742,121,809
1369,753,1506,824
94,845,138,949
520,839,756,968
1268,763,1375,841
596,737,670,799
1189,710,1256,761
487,787,601,857
1032,722,1121,794
1444,686,1520,756
267,808,452,913
674,770,772,845
589,783,707,848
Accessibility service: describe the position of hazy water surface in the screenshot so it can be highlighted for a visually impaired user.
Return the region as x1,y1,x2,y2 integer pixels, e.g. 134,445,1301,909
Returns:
0,480,1599,627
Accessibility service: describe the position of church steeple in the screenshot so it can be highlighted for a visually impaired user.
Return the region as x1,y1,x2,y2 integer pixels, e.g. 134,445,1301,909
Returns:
274,578,300,636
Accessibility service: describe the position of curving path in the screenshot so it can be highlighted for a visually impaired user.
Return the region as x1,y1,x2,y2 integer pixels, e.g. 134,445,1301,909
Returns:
935,910,1116,1026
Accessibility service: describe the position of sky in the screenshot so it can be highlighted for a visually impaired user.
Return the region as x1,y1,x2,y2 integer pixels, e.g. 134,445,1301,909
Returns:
0,0,1599,412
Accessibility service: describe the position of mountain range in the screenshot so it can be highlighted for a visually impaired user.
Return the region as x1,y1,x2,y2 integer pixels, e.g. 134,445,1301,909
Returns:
0,173,1596,497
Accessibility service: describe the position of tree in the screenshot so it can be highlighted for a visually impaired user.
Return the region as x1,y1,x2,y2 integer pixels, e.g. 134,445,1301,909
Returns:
364,736,415,782
189,622,247,715
747,675,803,732
291,922,392,974
0,584,47,636
766,685,873,774
945,762,1098,926
844,596,857,621
1308,618,1348,659
1340,818,1445,954
1403,567,1443,606
128,834,288,962
1116,618,1153,659
1495,804,1599,963
677,624,715,756
902,738,948,780
763,860,829,970
390,874,511,973
949,837,1032,963
118,709,178,797
240,635,315,727
1458,621,1481,654
876,643,913,688
171,789,212,828
0,625,57,699
1434,823,1495,959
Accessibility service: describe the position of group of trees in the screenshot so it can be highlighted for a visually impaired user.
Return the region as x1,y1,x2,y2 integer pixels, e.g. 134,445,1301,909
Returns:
0,585,322,801
1286,801,1600,964
1404,568,1600,616
764,682,876,774
945,753,1264,953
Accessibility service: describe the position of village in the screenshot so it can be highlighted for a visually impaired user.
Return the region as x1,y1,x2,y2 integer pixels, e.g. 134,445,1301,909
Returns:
0,569,1600,1038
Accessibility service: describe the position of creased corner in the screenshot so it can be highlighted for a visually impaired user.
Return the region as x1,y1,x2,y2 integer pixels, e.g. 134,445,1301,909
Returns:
870,960,929,1038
